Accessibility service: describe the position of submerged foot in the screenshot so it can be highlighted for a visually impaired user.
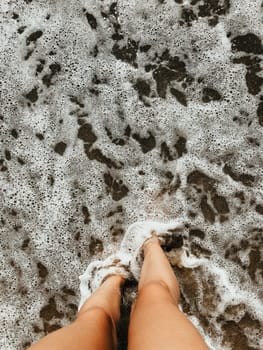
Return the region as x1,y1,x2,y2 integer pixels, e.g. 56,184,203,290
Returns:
100,267,127,286
79,253,131,310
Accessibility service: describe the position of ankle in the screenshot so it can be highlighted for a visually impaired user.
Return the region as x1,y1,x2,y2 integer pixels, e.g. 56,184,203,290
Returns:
143,236,161,256
102,274,126,287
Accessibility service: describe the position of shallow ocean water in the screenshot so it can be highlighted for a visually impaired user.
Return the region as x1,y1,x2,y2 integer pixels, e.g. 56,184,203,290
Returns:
0,0,263,349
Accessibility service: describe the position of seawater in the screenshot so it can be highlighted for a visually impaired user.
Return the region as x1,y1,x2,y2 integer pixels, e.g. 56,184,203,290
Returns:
0,0,262,349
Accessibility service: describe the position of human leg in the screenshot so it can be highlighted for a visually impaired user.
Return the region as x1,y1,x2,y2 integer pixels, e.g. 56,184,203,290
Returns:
128,236,209,350
28,275,124,350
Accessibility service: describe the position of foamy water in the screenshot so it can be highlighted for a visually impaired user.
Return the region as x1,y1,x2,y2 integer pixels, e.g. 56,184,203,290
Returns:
0,0,263,349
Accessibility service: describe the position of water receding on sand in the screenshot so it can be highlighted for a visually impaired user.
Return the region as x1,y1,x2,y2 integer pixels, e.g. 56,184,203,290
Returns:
0,0,262,349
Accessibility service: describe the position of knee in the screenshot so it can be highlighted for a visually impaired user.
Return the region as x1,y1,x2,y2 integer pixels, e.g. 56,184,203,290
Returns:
77,305,112,325
138,280,179,304
139,280,170,293
76,306,117,347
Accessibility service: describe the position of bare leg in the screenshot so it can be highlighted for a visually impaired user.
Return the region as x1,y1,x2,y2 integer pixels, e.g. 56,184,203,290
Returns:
128,236,209,350
28,275,124,350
